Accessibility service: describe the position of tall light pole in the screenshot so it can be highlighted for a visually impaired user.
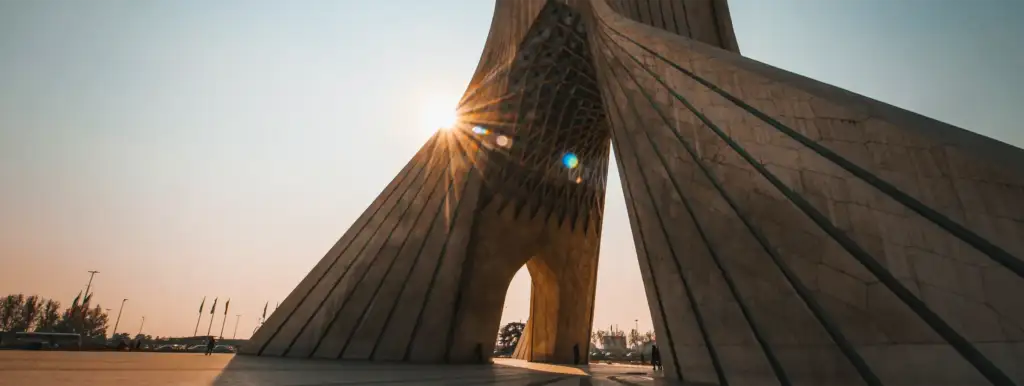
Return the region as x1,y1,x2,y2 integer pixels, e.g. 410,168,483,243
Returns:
137,316,146,336
112,299,127,338
232,314,241,339
83,271,100,298
75,270,100,335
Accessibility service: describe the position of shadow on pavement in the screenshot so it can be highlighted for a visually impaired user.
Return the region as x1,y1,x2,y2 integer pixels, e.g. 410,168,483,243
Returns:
209,354,587,385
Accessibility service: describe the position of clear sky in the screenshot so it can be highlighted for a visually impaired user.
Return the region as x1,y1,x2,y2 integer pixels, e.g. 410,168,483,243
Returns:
1,0,1021,339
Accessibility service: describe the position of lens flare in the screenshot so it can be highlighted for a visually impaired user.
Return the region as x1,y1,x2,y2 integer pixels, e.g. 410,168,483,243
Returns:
562,153,580,169
496,135,512,148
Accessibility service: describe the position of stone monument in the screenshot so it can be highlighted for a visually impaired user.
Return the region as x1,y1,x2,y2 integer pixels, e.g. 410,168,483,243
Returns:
243,1,1024,384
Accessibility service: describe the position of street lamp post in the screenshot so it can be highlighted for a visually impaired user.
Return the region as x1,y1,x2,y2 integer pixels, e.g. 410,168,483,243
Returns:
137,316,146,336
77,270,100,334
232,314,241,339
112,299,127,338
84,270,100,298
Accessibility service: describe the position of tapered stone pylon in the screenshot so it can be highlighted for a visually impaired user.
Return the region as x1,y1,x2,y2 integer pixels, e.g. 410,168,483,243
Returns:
244,1,1024,385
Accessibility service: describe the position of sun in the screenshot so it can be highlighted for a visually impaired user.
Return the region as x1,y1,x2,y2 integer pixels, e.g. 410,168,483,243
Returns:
419,93,461,132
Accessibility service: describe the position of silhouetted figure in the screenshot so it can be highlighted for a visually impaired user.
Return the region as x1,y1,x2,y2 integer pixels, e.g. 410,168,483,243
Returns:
474,343,484,363
205,336,216,356
573,343,580,365
651,344,662,371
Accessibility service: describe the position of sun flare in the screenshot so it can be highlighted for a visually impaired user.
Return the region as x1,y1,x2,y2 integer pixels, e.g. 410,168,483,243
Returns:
419,93,462,132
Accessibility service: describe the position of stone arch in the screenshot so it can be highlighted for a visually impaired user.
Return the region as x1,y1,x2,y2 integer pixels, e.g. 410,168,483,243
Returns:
246,1,1024,384
510,256,563,362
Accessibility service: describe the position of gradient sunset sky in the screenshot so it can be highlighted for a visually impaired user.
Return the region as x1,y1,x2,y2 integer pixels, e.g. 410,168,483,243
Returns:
1,0,1021,339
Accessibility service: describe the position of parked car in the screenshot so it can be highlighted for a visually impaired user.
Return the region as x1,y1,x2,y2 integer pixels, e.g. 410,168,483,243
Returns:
212,345,235,353
186,345,206,353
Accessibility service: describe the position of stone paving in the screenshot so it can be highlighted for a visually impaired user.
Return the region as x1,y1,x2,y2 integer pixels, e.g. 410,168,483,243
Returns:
0,351,682,386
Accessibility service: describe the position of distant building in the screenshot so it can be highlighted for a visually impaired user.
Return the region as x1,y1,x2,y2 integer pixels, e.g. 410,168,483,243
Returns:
638,340,655,356
600,334,627,356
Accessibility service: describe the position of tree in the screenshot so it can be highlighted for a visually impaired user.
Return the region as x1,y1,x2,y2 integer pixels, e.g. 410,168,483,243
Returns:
35,299,61,332
591,329,608,349
54,292,83,333
12,295,42,332
0,294,109,337
628,328,642,350
54,301,109,337
0,294,25,331
643,330,655,345
80,305,109,338
497,322,525,350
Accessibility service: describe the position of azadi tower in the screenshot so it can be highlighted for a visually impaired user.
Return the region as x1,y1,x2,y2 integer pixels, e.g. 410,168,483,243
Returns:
242,0,1024,384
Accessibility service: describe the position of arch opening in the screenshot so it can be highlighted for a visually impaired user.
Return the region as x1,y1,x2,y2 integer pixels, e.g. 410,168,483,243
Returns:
444,0,607,366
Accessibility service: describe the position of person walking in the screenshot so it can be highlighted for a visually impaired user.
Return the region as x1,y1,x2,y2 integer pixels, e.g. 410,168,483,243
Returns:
205,336,216,356
651,344,661,371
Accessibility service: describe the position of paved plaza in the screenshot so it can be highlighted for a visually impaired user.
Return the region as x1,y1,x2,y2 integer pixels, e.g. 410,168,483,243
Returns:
0,351,681,386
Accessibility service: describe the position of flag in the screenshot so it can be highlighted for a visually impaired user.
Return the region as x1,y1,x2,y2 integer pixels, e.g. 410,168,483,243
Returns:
210,298,218,315
71,291,82,308
198,296,206,314
69,291,82,316
224,299,230,315
82,292,93,308
262,302,268,319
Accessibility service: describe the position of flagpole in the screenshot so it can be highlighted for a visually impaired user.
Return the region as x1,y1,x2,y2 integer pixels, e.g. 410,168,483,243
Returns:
260,301,268,327
207,312,216,336
219,316,227,339
206,298,218,336
218,299,230,339
69,291,82,334
194,313,203,337
193,296,205,337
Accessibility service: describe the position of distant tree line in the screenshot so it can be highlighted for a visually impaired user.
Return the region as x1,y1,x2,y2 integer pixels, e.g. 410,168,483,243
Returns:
493,321,655,355
0,293,110,337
